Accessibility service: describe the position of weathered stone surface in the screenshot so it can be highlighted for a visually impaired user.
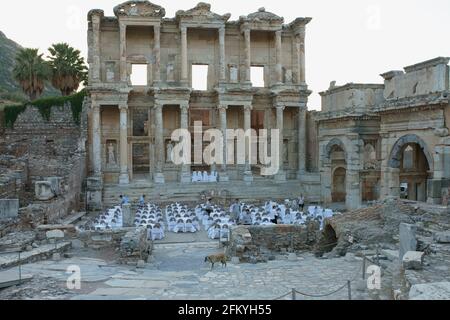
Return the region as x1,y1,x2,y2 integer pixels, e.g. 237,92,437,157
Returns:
402,251,424,270
227,225,319,263
35,181,55,201
46,230,65,240
119,227,152,265
0,199,19,221
399,223,417,260
0,231,36,251
409,282,450,300
434,232,450,244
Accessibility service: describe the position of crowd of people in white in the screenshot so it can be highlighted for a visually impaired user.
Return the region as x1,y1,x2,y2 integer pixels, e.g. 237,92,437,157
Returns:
83,206,124,231
83,194,337,243
191,171,218,183
134,203,166,241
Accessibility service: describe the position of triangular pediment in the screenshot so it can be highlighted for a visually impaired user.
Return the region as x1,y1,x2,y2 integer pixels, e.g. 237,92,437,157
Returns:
176,2,231,23
114,1,165,18
244,7,284,23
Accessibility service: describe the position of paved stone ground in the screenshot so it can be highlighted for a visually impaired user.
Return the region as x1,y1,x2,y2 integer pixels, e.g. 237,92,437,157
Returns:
0,236,364,300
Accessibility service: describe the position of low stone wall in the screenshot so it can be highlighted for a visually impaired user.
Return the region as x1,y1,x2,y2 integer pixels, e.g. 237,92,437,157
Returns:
227,224,320,263
77,228,132,249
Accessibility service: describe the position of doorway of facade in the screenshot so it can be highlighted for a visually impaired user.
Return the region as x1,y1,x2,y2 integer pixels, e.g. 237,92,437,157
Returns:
132,143,150,180
332,167,347,202
399,143,430,201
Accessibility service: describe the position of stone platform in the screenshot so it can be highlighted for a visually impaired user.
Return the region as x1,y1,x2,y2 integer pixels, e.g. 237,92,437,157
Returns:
102,177,321,208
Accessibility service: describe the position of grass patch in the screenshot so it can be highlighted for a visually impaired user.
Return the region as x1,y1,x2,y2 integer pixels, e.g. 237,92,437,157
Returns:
3,90,86,128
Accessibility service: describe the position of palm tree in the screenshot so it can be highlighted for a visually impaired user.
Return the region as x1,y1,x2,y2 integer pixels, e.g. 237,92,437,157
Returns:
48,43,88,96
12,48,50,101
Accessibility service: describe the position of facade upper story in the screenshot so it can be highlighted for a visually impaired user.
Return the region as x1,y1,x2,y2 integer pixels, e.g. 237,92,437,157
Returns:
87,1,312,95
317,57,450,122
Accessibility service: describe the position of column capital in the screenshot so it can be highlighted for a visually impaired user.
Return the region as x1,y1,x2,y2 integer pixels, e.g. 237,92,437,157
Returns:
91,103,100,112
118,103,128,111
275,30,282,37
180,103,189,112
218,104,228,112
154,102,163,111
180,25,187,34
294,26,306,38
243,104,253,112
219,26,226,35
154,24,161,33
275,104,286,111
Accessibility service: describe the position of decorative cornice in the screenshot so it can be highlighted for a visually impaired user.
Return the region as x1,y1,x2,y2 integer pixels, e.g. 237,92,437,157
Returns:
88,9,104,22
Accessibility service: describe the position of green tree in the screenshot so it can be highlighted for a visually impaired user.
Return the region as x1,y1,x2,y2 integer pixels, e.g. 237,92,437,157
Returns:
12,48,50,101
48,43,88,96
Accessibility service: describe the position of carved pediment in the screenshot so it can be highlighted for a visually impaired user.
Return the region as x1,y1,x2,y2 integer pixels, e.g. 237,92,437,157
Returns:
176,2,231,23
114,1,166,18
243,7,284,23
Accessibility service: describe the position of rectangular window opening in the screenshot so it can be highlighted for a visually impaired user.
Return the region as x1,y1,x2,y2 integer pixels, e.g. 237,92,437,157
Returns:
251,66,265,87
192,64,209,91
130,64,148,86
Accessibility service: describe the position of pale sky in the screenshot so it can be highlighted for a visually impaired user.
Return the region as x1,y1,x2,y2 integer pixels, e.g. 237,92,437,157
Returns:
1,0,449,109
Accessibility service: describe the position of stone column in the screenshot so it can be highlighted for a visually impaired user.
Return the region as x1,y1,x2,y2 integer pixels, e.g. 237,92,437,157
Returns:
91,15,101,82
92,104,102,176
119,104,130,185
275,30,283,84
298,28,306,84
275,105,286,181
180,103,191,183
119,22,128,84
219,27,226,83
297,107,307,179
243,28,251,83
243,105,253,182
181,26,188,85
346,169,361,210
154,25,161,84
218,105,229,182
154,102,165,184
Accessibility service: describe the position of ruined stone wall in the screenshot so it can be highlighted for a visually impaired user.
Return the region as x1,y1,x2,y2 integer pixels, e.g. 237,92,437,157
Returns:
227,224,319,263
0,100,88,225
383,58,449,100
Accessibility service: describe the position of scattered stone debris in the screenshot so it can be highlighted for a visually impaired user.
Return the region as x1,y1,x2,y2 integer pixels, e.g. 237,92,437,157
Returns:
0,276,73,300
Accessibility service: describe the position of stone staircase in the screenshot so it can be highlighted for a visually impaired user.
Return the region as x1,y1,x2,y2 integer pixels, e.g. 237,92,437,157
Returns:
102,179,316,208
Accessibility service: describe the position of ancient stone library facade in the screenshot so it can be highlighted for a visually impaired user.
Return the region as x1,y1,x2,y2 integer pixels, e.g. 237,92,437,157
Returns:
81,1,450,210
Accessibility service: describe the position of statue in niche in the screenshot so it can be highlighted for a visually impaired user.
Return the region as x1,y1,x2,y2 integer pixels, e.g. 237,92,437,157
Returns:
166,142,174,163
229,66,238,83
107,142,117,165
283,142,289,163
285,69,293,84
166,63,175,82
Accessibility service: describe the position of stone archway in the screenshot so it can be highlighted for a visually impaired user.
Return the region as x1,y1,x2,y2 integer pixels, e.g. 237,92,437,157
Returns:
321,138,348,205
388,134,432,202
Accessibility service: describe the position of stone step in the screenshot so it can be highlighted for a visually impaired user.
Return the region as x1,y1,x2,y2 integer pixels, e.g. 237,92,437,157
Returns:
0,242,72,270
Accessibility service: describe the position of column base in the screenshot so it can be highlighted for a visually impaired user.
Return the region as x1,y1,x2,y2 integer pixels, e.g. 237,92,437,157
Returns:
243,171,253,183
180,171,191,184
219,172,229,182
154,172,165,184
297,170,306,180
275,171,286,182
119,173,130,185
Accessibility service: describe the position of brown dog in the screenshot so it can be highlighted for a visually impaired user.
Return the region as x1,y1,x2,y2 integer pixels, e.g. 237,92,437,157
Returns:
204,253,227,270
